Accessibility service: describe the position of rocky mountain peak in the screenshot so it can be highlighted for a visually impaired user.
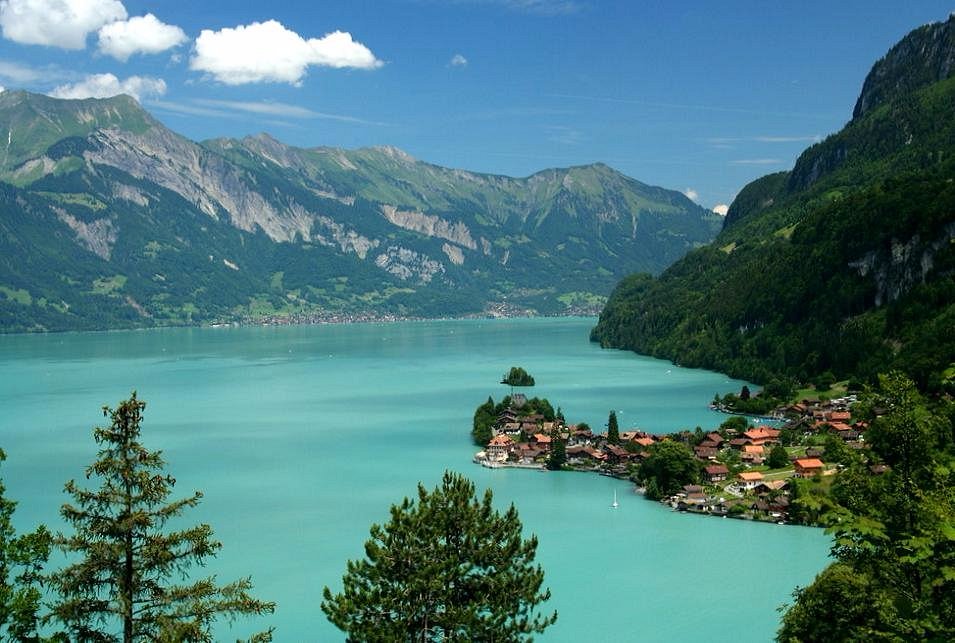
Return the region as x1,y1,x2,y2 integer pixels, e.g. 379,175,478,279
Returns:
853,14,955,119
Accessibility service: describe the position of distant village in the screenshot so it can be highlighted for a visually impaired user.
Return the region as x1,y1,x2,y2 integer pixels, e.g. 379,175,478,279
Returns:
473,391,879,524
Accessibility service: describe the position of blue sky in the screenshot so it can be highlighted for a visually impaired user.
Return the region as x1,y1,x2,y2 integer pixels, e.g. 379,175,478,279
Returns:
0,0,952,210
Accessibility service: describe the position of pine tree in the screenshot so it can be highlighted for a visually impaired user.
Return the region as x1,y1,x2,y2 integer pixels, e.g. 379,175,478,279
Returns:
322,471,557,641
607,410,620,444
49,393,274,642
0,449,52,641
546,430,567,471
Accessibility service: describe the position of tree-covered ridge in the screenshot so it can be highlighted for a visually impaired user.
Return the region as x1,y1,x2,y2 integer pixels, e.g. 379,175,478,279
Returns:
592,20,955,390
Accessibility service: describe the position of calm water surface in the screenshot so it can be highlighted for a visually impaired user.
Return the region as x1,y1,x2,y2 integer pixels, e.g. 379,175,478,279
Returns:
0,318,829,641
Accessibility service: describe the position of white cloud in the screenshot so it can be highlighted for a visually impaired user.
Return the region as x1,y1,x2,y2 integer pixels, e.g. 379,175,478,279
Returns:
190,20,382,86
683,188,699,202
0,0,126,49
0,58,41,82
450,53,467,67
50,72,166,101
451,0,582,15
97,13,187,61
194,98,385,124
0,85,5,93
713,204,729,216
731,158,782,165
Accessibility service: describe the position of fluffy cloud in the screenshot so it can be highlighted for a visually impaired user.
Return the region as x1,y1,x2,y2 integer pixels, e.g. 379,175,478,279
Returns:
190,20,382,85
683,188,699,202
97,13,187,61
713,204,729,216
0,0,126,49
0,85,5,93
450,53,467,67
50,73,166,101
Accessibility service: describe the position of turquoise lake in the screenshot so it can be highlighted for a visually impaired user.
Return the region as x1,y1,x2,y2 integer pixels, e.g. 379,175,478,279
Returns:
0,317,830,641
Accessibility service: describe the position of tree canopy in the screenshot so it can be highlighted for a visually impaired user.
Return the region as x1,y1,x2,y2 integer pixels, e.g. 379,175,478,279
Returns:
778,373,955,641
636,441,700,500
48,392,274,642
501,367,535,387
322,471,557,641
0,449,51,641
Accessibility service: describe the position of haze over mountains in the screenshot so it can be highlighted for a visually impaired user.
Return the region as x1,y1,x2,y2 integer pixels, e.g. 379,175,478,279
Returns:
0,91,721,331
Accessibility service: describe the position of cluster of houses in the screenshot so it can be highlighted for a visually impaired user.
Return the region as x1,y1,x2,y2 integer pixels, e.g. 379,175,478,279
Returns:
474,392,878,524
781,395,869,443
476,397,658,474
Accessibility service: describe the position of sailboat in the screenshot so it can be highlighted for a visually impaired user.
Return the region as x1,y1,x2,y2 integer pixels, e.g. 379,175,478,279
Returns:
611,489,619,509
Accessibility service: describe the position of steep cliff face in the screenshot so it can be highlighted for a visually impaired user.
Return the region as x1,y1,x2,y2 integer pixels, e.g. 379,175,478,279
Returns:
853,15,955,119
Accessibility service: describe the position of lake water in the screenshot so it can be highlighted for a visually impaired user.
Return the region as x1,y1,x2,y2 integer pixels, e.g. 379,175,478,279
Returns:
0,317,830,641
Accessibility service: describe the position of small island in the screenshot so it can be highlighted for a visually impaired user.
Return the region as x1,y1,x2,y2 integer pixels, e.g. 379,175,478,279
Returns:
472,378,887,527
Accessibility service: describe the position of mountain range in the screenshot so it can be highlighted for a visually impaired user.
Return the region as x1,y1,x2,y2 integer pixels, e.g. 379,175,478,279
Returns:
0,92,721,332
592,15,955,390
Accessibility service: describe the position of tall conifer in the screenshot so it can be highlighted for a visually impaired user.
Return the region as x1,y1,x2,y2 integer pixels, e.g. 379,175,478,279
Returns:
607,410,620,444
322,471,557,640
49,393,274,642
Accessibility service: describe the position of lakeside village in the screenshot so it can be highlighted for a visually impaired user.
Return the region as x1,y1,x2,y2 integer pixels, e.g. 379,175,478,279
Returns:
472,371,884,526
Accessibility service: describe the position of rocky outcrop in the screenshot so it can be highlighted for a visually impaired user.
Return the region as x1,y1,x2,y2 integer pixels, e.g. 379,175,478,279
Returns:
86,127,314,243
853,15,955,119
850,221,955,306
374,246,444,283
380,205,477,250
54,207,116,260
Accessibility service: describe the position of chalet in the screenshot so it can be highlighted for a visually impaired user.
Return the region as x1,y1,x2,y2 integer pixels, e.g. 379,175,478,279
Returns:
486,434,512,463
698,440,721,450
793,458,825,478
704,464,729,482
827,410,851,423
498,409,520,424
741,444,764,463
743,426,781,446
729,438,749,449
705,432,724,446
604,444,630,464
754,480,789,495
497,422,522,436
694,446,718,461
682,484,704,496
566,425,594,445
516,443,546,463
530,433,552,448
737,471,764,490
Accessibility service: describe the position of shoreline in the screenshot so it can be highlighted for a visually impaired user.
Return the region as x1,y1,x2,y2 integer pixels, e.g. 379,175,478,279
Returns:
0,309,602,337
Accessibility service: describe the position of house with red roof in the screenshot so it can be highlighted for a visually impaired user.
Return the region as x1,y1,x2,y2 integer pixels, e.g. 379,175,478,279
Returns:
486,434,512,463
793,458,825,478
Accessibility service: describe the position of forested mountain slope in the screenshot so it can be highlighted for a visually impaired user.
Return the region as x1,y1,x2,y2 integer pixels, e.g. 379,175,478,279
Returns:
592,16,955,391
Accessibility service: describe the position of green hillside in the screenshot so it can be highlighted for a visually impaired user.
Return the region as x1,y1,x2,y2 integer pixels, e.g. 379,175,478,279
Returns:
0,92,721,332
592,16,955,391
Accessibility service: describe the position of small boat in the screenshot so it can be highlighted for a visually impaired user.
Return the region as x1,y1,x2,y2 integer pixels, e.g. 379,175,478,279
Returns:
611,489,619,509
